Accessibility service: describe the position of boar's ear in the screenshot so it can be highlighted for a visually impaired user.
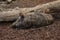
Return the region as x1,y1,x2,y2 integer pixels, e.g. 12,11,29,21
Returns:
19,13,25,19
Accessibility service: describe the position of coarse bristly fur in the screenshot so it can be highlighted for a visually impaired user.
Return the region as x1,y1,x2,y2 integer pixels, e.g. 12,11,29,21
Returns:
10,12,54,29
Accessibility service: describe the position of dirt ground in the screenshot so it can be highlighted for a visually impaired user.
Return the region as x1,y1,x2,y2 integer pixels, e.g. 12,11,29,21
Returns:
0,0,60,40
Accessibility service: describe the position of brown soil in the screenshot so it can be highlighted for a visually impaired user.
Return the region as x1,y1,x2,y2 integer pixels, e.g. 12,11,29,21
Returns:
0,0,60,40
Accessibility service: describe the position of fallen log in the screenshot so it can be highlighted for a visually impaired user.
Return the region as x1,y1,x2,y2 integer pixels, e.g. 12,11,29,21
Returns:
0,8,20,21
0,0,60,21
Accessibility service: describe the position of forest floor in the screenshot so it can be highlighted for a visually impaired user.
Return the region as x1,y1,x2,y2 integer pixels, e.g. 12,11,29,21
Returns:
0,0,60,40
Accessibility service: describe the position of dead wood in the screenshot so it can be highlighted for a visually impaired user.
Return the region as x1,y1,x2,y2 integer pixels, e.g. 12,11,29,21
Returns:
0,0,60,21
